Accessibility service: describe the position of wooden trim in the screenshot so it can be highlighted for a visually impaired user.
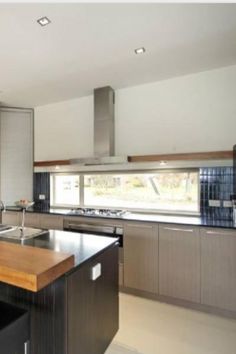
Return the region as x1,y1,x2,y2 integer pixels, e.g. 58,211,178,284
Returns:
34,150,233,166
34,160,71,167
129,151,233,163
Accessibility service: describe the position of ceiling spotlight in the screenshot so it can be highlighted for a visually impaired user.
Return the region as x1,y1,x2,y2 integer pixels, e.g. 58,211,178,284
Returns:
134,47,146,55
37,16,51,27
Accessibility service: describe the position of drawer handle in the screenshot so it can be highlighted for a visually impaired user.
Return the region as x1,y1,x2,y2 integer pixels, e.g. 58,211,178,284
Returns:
127,224,153,229
24,341,29,354
205,230,230,235
163,227,193,233
91,263,102,281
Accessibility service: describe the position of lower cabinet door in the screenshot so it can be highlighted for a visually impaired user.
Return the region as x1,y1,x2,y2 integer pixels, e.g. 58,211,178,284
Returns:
124,223,158,293
40,215,63,230
1,211,20,226
201,228,236,312
67,245,119,354
24,213,41,228
159,224,200,303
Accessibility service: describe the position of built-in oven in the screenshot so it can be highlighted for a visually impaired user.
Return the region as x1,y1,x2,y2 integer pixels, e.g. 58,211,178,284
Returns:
63,219,123,247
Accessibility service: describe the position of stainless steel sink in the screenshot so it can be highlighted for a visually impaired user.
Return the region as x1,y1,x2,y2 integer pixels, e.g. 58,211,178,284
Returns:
0,225,46,240
0,224,14,233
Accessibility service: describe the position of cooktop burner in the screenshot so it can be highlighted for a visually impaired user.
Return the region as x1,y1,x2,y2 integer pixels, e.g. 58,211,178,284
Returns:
68,208,127,217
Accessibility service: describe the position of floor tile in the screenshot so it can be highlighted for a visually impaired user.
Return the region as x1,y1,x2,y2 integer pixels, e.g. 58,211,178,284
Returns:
106,293,236,354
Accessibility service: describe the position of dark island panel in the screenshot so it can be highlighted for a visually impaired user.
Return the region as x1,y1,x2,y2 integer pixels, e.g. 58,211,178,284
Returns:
0,241,119,354
68,244,119,354
0,276,67,354
0,300,29,354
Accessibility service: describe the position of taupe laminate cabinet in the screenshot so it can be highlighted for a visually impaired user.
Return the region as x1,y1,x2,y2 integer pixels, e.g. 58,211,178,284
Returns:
124,222,158,293
159,224,201,302
3,211,63,231
39,214,63,230
201,228,236,312
25,213,63,230
24,213,41,228
1,211,20,226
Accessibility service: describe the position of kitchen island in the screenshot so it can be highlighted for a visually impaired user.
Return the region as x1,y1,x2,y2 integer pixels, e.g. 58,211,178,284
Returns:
0,230,119,354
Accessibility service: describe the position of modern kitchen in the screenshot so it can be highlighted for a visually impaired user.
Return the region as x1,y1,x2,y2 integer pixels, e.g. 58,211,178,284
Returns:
0,2,236,354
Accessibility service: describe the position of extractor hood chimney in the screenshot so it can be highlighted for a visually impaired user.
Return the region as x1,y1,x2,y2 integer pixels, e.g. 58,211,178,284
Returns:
71,86,128,165
94,86,115,157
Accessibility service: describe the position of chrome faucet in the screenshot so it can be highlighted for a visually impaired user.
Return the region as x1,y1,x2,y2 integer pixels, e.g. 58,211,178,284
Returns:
0,200,6,213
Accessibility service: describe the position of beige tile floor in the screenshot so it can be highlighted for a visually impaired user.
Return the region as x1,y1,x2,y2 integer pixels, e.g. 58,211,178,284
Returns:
106,293,236,354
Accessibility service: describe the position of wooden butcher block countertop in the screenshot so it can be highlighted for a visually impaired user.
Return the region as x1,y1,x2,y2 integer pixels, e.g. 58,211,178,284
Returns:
0,241,74,292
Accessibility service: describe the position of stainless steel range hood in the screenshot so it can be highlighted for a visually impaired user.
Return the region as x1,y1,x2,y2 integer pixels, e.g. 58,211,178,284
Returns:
71,86,129,166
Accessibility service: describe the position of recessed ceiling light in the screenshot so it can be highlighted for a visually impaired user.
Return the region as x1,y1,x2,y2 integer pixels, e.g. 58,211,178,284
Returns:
37,16,51,27
134,47,146,55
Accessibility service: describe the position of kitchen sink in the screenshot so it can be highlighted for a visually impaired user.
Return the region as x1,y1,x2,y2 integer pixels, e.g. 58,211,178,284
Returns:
0,225,46,240
0,224,14,233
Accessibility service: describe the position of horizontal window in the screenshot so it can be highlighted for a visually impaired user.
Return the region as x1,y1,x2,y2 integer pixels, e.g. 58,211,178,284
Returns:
84,171,199,213
51,174,80,206
51,170,199,214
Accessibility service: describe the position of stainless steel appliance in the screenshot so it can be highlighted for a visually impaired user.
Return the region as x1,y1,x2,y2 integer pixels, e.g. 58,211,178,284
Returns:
70,86,129,166
67,207,127,218
63,218,123,247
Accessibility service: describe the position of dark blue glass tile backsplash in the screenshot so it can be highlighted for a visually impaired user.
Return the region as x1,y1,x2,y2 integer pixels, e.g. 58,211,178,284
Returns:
200,167,233,220
33,173,50,209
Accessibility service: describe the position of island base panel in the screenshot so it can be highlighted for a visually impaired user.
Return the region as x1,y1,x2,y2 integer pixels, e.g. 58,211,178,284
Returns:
68,244,119,354
0,243,118,354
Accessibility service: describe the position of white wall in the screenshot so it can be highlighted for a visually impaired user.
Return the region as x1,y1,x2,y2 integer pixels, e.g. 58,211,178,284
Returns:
34,65,236,161
35,95,93,160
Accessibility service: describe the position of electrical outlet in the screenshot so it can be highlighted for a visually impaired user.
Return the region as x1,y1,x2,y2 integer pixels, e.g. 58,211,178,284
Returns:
209,200,221,207
39,194,45,200
223,200,232,208
91,263,102,281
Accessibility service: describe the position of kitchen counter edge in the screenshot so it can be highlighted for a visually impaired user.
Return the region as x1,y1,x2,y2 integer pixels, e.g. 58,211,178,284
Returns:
4,206,236,230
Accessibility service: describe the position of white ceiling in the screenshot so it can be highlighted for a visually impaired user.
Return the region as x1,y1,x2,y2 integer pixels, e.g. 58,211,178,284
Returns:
1,3,236,107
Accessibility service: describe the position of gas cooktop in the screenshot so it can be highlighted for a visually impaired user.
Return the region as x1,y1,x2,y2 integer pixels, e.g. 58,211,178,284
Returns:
68,208,127,218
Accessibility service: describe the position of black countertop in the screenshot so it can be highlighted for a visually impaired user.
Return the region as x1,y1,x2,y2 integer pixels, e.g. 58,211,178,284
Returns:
0,229,118,273
5,206,236,230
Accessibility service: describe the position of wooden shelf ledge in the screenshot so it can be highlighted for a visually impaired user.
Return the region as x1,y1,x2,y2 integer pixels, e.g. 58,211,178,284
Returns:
129,151,233,163
34,160,71,167
34,151,233,166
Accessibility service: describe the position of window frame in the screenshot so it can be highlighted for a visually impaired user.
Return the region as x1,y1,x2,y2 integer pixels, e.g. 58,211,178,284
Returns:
50,168,200,216
50,173,81,208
